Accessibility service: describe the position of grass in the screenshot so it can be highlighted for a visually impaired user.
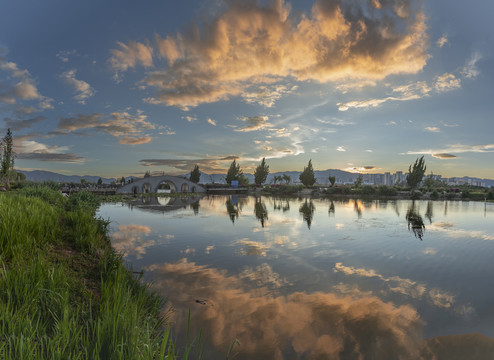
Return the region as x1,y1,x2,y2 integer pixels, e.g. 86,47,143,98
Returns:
0,186,202,359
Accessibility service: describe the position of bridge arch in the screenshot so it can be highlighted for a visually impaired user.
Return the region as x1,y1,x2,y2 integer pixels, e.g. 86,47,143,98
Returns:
157,180,176,193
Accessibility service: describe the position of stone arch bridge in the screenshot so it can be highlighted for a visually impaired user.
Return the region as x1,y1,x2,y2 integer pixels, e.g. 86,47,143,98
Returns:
116,175,206,194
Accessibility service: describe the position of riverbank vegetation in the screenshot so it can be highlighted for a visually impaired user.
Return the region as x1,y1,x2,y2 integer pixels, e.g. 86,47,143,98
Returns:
0,184,202,359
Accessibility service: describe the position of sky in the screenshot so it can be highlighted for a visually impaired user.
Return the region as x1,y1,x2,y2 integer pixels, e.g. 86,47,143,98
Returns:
0,0,493,179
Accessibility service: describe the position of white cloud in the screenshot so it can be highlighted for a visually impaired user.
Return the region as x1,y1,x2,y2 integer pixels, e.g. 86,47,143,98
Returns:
207,118,217,126
424,126,440,133
336,146,346,152
234,116,272,132
434,73,461,92
461,52,482,79
436,35,448,48
60,69,94,104
407,144,494,156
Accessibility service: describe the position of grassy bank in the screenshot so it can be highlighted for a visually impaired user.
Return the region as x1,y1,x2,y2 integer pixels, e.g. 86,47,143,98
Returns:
0,185,201,359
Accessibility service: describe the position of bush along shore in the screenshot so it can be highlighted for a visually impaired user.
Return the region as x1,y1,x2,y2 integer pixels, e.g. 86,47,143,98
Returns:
0,184,202,359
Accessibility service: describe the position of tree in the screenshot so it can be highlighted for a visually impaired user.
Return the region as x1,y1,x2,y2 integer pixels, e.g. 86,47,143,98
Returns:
328,175,336,187
225,159,243,185
254,158,269,185
120,176,126,185
354,174,363,188
424,172,435,191
189,164,201,183
282,174,291,185
1,128,14,189
97,178,103,185
299,160,316,187
407,156,426,189
144,170,151,178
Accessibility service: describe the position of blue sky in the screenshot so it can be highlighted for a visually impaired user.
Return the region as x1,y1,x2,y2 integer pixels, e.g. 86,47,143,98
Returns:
1,0,493,178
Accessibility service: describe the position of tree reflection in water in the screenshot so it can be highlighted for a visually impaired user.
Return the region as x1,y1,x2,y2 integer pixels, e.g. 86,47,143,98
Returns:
225,196,240,224
425,201,433,224
299,199,315,229
273,197,290,212
328,201,335,217
190,200,200,215
254,197,268,227
406,201,425,240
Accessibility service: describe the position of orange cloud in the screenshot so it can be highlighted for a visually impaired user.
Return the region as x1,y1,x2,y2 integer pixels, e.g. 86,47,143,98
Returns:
110,0,429,109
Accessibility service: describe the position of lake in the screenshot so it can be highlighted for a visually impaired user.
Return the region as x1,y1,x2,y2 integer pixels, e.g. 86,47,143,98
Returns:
98,196,494,359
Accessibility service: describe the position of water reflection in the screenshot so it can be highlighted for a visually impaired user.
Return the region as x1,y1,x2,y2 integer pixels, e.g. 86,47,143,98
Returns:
147,259,426,359
225,196,240,223
299,199,315,228
406,201,426,240
254,197,268,227
99,197,494,359
425,201,434,224
353,199,363,218
273,197,290,212
328,200,335,217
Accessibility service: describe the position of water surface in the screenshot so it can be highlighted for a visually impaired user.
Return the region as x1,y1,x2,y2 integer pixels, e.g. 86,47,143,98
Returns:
98,196,494,359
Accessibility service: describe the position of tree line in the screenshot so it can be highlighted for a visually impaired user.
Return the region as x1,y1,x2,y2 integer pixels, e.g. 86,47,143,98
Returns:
185,155,428,189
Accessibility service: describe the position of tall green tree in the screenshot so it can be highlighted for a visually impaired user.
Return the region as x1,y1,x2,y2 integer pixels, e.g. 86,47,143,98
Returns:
299,159,316,187
282,174,291,184
354,174,363,188
254,158,269,185
407,156,427,189
225,159,243,185
189,164,201,183
328,175,336,187
1,128,14,189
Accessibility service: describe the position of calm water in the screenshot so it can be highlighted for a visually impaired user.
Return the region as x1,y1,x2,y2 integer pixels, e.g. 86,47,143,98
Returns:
98,196,494,359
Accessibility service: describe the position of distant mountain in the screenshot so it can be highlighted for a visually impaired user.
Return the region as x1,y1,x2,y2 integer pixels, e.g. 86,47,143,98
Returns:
20,170,117,184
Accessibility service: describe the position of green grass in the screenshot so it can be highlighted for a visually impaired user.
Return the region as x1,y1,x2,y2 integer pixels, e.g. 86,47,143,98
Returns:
0,188,202,359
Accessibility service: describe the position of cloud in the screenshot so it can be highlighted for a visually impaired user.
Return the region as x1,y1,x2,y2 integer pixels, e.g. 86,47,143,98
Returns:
241,84,298,108
434,73,461,92
182,115,197,122
108,40,153,73
60,69,94,104
407,144,494,157
336,146,346,152
432,153,457,159
142,258,490,359
118,136,152,145
4,115,47,131
461,52,482,79
337,80,432,111
436,35,448,48
207,118,217,126
234,116,272,132
424,126,440,133
15,139,85,163
56,111,155,142
56,50,77,63
112,0,428,108
0,55,53,109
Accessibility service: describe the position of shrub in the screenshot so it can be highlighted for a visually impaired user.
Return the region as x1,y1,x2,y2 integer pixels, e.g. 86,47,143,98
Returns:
430,190,439,200
377,186,398,196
